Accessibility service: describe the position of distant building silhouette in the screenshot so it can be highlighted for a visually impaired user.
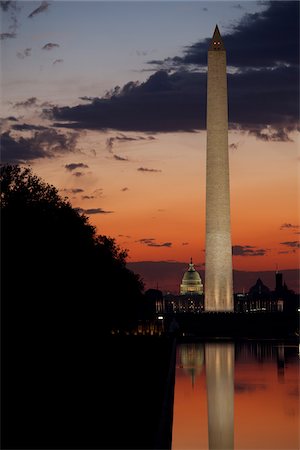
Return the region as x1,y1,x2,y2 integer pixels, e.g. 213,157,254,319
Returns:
235,271,297,313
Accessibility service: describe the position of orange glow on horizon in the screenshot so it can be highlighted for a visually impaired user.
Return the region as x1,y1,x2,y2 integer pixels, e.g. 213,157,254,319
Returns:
32,130,299,272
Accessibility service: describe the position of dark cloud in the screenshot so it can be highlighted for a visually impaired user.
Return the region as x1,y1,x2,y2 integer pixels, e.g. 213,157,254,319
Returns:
5,116,18,121
50,70,206,133
280,223,299,230
64,163,89,172
50,65,298,137
16,48,31,59
105,133,155,154
76,208,114,215
280,241,300,249
0,32,16,40
164,2,299,70
42,43,59,50
14,97,38,108
60,188,84,194
248,126,293,142
48,2,298,139
0,1,13,11
79,96,96,102
137,238,172,248
1,129,79,164
82,195,94,200
121,187,128,192
72,172,84,177
113,154,128,161
40,100,55,108
114,133,156,142
53,59,63,65
28,1,49,18
0,1,19,38
138,167,161,173
11,123,48,131
232,245,267,256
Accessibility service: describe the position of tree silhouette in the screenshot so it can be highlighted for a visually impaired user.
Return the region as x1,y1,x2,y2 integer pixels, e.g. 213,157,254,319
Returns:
1,164,147,447
1,164,144,348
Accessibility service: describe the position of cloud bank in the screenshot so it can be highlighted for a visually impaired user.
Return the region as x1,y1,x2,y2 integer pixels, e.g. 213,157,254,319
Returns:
48,2,299,140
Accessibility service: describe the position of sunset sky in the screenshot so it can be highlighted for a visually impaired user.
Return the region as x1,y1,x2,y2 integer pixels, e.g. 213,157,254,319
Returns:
1,1,299,291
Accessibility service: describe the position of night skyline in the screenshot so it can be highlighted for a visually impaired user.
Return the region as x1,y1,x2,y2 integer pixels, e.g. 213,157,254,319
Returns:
1,1,299,290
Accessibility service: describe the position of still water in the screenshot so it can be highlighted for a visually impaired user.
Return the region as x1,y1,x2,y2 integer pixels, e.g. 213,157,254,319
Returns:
172,341,299,450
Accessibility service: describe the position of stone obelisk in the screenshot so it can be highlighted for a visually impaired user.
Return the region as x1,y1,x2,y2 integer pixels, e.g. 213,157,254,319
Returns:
205,25,233,311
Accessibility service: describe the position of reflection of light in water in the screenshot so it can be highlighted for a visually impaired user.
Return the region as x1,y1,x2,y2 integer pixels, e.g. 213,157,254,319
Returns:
205,343,234,450
179,343,204,388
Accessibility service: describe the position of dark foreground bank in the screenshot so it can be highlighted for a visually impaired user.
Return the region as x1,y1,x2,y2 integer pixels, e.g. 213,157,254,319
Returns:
169,311,299,338
2,335,176,450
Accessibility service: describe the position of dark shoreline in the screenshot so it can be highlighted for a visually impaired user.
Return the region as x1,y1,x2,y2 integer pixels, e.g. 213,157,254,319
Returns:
2,314,298,449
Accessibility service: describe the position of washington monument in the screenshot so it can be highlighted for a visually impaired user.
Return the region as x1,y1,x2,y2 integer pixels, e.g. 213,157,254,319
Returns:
205,25,233,311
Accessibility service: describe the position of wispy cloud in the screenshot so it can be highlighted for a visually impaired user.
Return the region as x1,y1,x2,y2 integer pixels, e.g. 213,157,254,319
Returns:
72,171,84,177
0,32,16,40
28,1,49,18
76,208,114,215
42,42,59,50
280,241,300,249
82,195,95,200
113,154,128,161
229,142,239,150
11,123,48,131
60,188,84,194
280,223,300,231
137,238,172,248
1,129,80,164
92,188,103,197
232,245,267,256
14,97,37,108
105,134,153,153
137,167,161,173
0,1,14,12
16,48,31,59
0,1,19,39
65,163,89,172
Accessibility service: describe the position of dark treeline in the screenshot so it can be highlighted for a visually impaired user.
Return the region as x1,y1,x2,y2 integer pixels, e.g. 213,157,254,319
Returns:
1,164,144,335
2,165,169,449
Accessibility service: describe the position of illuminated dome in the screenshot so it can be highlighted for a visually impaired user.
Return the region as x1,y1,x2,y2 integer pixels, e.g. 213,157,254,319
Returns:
180,258,203,295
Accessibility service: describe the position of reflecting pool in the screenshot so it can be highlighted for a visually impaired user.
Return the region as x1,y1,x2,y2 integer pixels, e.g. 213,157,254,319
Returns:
172,341,299,450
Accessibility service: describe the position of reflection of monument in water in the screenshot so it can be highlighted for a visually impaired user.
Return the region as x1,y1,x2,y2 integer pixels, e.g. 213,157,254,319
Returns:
205,343,234,450
178,343,204,388
205,25,234,311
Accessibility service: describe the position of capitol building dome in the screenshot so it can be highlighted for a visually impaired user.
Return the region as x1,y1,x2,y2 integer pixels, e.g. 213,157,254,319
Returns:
180,259,203,295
